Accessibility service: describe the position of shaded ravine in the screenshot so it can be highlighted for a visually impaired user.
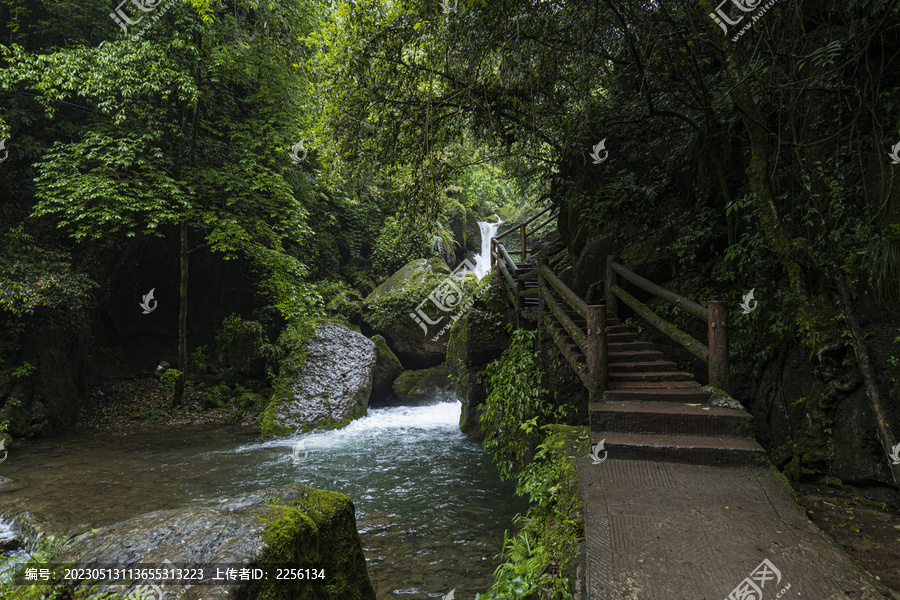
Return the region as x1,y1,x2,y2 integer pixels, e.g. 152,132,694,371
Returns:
0,401,522,599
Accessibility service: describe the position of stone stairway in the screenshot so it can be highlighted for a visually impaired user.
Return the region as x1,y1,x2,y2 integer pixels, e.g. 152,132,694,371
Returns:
517,261,765,467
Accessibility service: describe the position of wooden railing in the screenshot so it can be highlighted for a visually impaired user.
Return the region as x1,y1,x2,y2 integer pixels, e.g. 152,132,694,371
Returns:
535,257,608,403
490,205,558,313
490,214,730,398
605,256,729,390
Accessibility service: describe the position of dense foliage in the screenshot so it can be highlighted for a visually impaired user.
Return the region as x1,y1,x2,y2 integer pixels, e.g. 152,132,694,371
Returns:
481,329,567,481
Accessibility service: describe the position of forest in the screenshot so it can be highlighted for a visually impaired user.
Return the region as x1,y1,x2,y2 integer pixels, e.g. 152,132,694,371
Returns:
1,0,899,599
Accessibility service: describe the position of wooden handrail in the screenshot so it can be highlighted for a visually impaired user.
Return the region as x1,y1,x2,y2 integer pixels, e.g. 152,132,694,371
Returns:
610,261,707,322
610,284,709,363
536,263,589,321
492,230,729,399
540,284,589,355
495,204,554,240
607,254,728,390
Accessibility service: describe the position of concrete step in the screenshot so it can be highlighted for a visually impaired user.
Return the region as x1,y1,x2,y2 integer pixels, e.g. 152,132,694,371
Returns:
608,341,653,352
610,370,694,382
603,388,710,402
590,432,767,468
607,332,639,343
608,349,666,362
590,400,754,438
608,381,699,389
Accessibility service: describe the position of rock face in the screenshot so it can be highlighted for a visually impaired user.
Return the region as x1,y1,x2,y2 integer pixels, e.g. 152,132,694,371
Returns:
363,258,466,369
264,322,376,437
445,310,510,436
54,484,376,600
392,364,452,403
370,335,403,403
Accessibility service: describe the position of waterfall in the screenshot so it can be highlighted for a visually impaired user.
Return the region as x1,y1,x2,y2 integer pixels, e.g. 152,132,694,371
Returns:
472,220,502,280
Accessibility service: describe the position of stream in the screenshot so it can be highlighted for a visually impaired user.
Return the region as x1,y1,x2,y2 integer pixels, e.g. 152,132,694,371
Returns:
0,400,523,599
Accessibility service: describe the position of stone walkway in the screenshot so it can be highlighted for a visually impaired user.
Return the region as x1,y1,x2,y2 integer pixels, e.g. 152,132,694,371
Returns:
577,458,891,600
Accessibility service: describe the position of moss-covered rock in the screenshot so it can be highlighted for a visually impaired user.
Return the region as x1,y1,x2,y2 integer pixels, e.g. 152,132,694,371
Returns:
55,484,376,600
371,335,403,403
326,289,364,325
261,322,376,438
445,309,510,436
363,258,478,369
392,364,452,403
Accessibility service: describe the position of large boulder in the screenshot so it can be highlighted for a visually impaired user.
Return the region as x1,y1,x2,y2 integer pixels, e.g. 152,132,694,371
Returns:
370,335,403,403
363,258,478,369
392,364,452,403
446,310,510,436
51,484,375,600
262,322,376,437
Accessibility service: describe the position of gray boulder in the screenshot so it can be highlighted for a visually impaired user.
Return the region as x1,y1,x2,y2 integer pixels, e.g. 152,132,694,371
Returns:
262,322,375,437
53,484,375,600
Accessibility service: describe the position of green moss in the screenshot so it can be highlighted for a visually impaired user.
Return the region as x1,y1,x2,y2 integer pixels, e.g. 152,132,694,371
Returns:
246,484,376,600
258,401,296,438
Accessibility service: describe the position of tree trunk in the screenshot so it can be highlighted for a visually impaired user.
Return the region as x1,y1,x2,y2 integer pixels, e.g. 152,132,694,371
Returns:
700,1,809,306
174,221,188,407
832,270,900,494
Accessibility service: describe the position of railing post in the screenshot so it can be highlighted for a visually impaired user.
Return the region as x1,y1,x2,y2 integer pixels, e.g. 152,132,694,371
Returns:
520,223,527,262
707,300,729,391
605,255,618,318
587,304,608,404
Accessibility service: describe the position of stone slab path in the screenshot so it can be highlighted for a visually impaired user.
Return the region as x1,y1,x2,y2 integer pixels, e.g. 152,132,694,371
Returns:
577,458,889,600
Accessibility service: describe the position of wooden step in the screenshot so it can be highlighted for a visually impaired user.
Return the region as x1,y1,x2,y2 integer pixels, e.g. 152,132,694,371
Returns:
590,401,753,438
590,432,767,468
607,332,638,343
603,388,710,402
609,371,694,382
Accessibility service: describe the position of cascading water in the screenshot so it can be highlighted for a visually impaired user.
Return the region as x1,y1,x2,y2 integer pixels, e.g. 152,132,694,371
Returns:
472,219,502,279
0,401,522,599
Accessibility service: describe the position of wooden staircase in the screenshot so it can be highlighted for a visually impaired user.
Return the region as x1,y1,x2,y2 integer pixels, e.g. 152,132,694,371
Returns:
491,231,765,468
538,302,764,467
594,318,765,467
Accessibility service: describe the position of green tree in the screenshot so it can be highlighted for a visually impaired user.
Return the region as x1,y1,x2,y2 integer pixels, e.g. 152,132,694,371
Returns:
3,0,321,404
